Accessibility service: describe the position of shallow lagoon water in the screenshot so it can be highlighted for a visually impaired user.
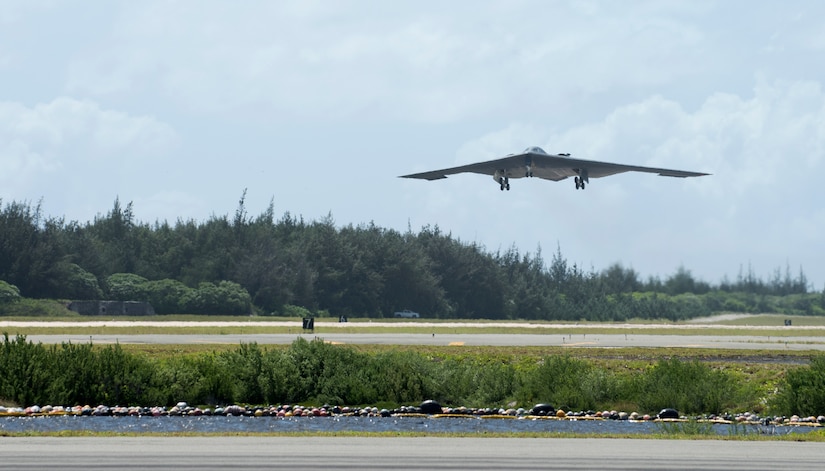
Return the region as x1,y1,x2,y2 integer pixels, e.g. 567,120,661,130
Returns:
0,415,814,436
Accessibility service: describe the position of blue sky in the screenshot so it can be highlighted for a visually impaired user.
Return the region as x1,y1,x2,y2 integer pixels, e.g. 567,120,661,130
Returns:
2,1,824,288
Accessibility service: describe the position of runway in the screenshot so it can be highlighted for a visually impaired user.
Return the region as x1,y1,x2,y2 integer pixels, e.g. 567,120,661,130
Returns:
19,332,825,350
0,436,823,471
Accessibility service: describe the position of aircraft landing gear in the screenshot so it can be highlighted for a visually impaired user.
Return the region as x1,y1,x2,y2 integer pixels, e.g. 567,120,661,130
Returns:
575,177,586,190
499,177,510,191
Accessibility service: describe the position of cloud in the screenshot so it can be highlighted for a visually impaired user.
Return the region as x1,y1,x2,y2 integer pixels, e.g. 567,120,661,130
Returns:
60,1,749,124
542,79,825,200
0,97,178,218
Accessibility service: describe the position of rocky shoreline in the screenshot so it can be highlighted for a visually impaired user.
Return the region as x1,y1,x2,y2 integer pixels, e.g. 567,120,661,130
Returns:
2,402,823,427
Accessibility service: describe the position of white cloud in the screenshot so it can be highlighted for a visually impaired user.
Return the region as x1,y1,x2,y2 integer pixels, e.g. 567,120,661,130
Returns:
60,1,746,124
0,97,178,219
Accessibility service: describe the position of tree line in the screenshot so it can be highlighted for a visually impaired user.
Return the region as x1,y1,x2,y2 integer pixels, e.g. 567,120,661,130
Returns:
1,196,823,320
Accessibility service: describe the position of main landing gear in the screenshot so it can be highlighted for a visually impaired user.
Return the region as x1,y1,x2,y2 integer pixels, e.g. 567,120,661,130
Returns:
574,177,586,190
499,177,510,191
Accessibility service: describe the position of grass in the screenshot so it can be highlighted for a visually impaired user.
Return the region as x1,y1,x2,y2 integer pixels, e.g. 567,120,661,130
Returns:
107,343,813,362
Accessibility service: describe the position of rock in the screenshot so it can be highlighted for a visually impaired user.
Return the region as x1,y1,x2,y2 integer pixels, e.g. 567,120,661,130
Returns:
657,408,679,419
530,404,555,416
419,400,443,415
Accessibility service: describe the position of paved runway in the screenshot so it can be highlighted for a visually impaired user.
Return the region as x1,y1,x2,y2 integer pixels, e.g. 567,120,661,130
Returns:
1,436,823,471
20,332,825,350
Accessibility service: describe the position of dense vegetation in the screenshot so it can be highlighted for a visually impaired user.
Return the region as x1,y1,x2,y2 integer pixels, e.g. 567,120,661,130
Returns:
0,334,820,416
1,196,823,320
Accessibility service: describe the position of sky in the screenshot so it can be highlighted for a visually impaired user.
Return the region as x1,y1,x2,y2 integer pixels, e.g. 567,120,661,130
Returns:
2,1,824,289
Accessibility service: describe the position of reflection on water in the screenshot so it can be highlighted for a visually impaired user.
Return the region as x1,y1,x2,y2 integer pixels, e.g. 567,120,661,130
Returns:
0,415,814,436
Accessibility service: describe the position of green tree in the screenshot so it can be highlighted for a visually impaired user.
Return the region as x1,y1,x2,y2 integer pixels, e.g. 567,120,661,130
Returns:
87,198,138,275
106,273,150,301
0,200,65,298
0,280,21,304
143,279,192,314
183,281,252,315
50,262,103,300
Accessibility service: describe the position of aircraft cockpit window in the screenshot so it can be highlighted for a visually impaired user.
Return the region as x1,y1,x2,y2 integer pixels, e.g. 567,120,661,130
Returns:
524,146,547,154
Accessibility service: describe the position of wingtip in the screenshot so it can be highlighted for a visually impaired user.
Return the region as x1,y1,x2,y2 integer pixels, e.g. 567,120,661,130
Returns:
658,171,712,178
400,173,448,181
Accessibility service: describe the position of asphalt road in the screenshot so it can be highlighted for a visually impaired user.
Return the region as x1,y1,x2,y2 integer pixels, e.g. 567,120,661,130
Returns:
1,436,823,471
20,332,825,350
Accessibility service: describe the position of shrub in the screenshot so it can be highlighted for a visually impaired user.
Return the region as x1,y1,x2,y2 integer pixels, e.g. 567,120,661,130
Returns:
282,304,313,318
183,281,252,315
0,334,49,406
518,355,602,411
634,358,736,414
143,279,192,314
0,298,72,317
51,263,103,300
106,273,149,301
0,280,21,304
770,355,825,417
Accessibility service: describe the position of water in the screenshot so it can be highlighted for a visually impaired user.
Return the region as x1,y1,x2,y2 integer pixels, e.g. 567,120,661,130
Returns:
0,415,815,436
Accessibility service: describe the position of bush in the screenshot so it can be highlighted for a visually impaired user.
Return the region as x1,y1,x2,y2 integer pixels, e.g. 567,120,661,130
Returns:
770,355,825,417
0,335,816,417
634,359,737,414
0,280,21,304
183,281,252,315
143,279,192,314
0,334,50,406
370,350,435,404
0,298,72,317
51,263,103,300
106,273,149,301
281,304,313,318
519,355,601,411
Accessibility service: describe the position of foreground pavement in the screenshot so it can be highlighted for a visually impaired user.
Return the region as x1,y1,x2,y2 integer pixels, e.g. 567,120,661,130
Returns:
0,436,823,471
